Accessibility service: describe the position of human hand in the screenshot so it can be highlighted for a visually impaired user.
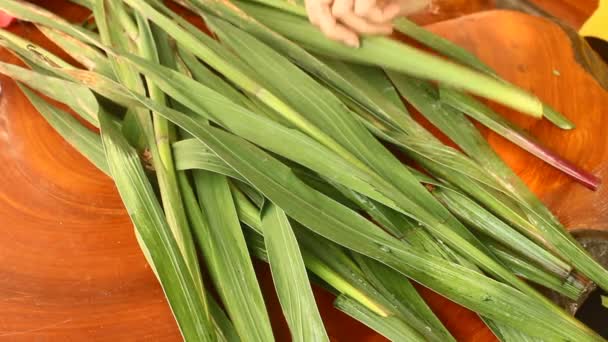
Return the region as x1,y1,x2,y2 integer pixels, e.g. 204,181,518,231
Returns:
305,0,431,47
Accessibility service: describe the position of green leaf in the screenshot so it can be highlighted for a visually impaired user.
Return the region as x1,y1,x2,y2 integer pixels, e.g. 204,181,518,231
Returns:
194,171,275,342
18,84,109,175
232,0,546,119
354,255,456,342
261,204,329,341
0,0,101,47
36,25,115,79
98,110,214,341
173,139,247,182
0,61,99,126
390,73,608,294
134,6,204,292
125,92,598,340
439,87,596,189
334,295,425,342
393,17,496,76
434,188,571,279
489,243,583,300
176,170,239,342
205,18,542,298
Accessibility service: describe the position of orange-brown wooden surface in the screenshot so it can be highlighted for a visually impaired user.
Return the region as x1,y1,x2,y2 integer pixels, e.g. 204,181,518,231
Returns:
1,1,607,341
411,0,597,28
529,0,598,27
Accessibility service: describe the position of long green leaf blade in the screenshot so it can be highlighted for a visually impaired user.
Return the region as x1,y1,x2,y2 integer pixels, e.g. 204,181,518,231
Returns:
334,295,424,342
194,171,275,342
18,84,109,174
261,204,329,341
98,110,214,341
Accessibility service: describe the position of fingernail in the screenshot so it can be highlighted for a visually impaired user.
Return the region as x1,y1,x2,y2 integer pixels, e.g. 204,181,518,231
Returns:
347,38,360,48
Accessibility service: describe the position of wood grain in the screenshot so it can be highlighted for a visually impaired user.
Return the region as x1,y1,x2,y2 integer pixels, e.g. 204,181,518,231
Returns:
412,0,598,28
529,0,598,27
0,2,607,341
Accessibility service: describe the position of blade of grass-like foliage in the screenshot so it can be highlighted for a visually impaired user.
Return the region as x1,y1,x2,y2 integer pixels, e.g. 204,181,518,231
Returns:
232,0,574,129
172,133,571,285
18,84,108,174
123,91,600,340
346,183,560,342
316,60,537,212
14,4,532,294
176,170,238,342
316,58,414,133
100,0,203,284
93,0,148,150
237,202,392,319
104,4,233,337
42,46,588,338
133,3,205,288
340,181,523,341
115,53,411,214
0,29,140,117
205,18,555,296
0,0,101,47
230,0,547,119
388,72,608,293
206,295,239,342
36,25,115,79
243,216,444,340
0,28,75,70
0,61,99,126
173,139,247,182
176,47,250,107
484,320,543,342
123,0,365,168
302,154,556,342
69,0,93,9
188,143,588,302
176,137,450,266
489,243,583,300
7,23,592,336
334,295,425,341
98,110,214,341
305,163,578,299
440,86,599,190
2,5,596,340
393,17,496,76
353,255,456,341
184,0,410,133
433,187,570,278
261,203,329,341
173,134,572,286
296,230,397,318
193,170,275,342
232,185,265,234
396,18,576,131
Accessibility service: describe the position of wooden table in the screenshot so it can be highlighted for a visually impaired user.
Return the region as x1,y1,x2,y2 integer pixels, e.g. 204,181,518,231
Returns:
0,1,606,341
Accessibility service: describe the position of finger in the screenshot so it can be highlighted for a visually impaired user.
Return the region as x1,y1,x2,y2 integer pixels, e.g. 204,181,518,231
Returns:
353,0,376,17
317,3,336,31
305,0,321,25
320,20,359,47
339,13,393,35
364,6,386,23
379,2,401,21
331,0,353,18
